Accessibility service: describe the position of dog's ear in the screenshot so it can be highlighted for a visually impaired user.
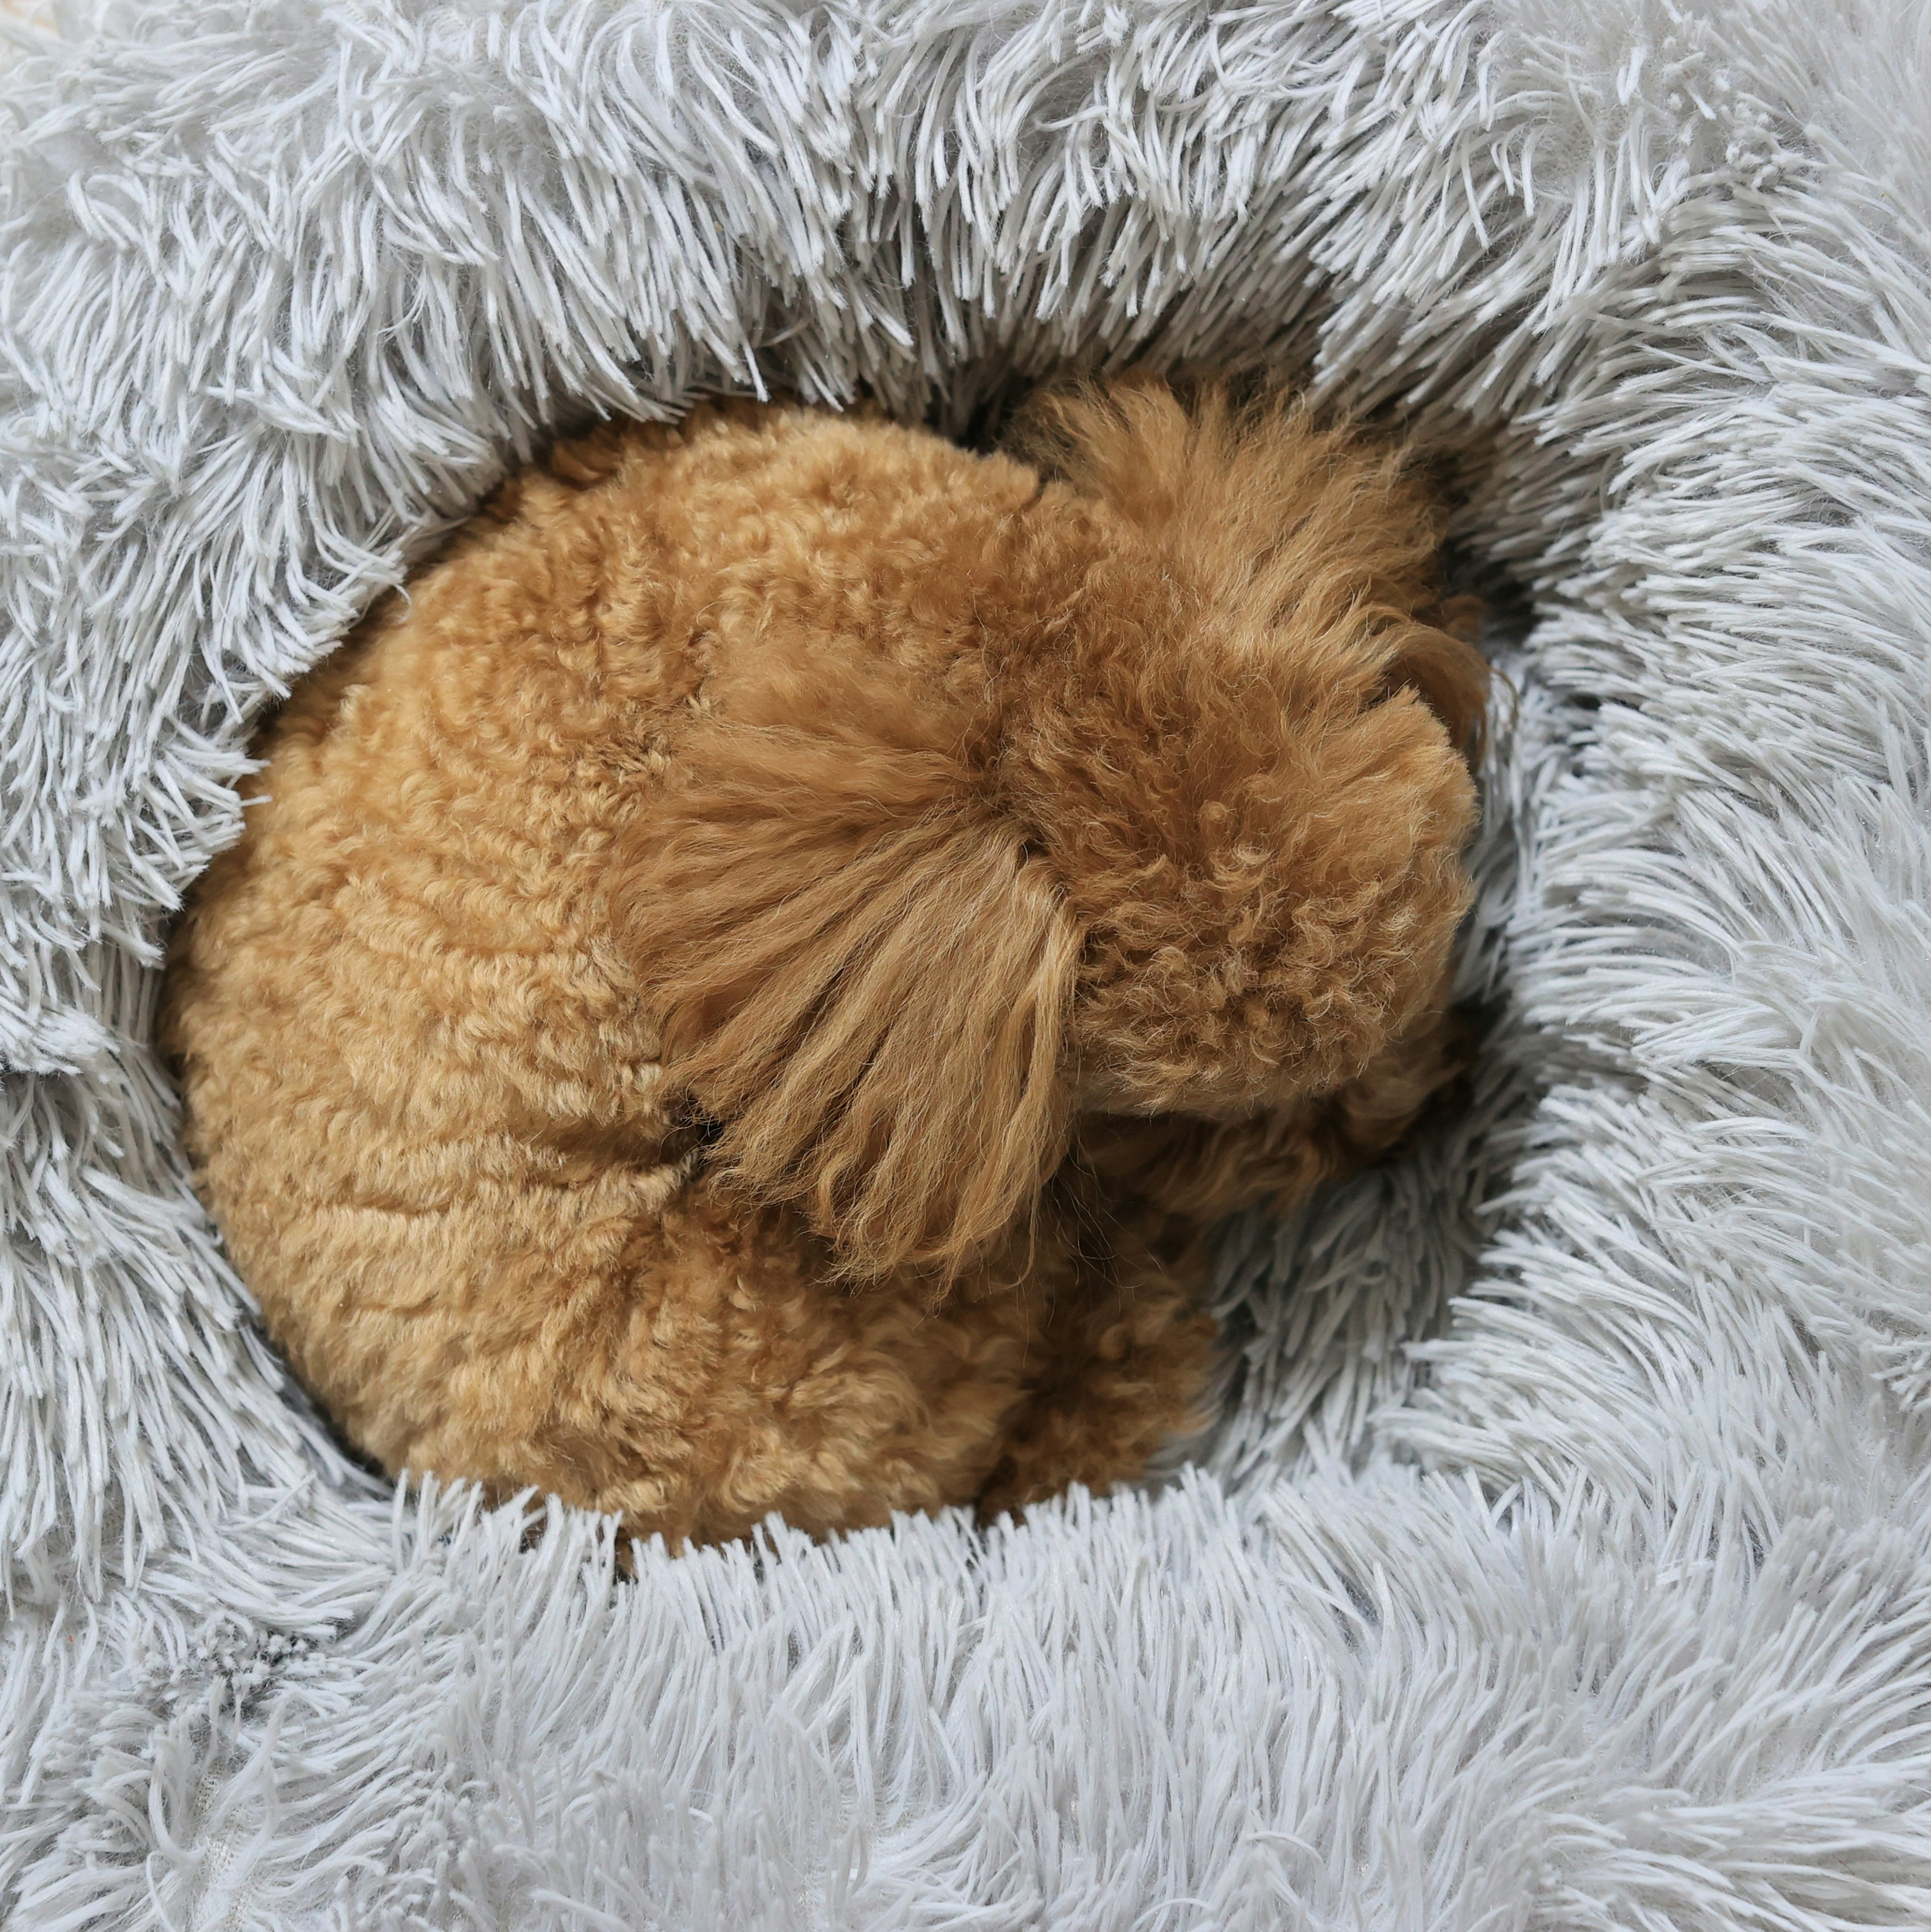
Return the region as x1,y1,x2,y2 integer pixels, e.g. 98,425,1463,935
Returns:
1377,607,1489,760
618,670,1079,1281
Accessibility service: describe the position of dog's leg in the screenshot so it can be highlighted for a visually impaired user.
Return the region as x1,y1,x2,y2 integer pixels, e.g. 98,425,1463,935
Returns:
1070,1003,1472,1224
974,1191,1216,1522
1310,1001,1473,1174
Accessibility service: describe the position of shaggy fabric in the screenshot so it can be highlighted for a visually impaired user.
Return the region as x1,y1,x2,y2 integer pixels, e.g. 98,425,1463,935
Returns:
4,0,1930,1924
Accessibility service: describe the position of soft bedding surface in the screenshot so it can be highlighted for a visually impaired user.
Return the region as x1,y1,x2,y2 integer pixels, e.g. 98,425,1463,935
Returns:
4,0,1931,1925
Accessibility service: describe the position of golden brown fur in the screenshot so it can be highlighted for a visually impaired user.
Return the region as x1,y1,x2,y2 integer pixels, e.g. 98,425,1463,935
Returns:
160,379,1485,1548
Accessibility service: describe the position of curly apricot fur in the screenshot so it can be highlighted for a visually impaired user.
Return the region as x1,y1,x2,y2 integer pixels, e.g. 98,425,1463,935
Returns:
161,380,1483,1549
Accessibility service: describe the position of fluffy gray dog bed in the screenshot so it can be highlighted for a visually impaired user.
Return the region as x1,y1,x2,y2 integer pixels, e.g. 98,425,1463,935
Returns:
5,0,1930,1924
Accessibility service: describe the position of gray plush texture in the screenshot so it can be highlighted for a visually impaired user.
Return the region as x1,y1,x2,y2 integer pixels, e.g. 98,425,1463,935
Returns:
5,0,1931,1924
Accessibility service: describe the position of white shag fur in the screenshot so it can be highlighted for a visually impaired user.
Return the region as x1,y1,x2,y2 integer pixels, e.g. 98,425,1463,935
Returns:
5,0,1931,1924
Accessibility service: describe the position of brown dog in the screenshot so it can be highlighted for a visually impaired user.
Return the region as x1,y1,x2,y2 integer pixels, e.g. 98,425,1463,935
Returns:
161,379,1484,1548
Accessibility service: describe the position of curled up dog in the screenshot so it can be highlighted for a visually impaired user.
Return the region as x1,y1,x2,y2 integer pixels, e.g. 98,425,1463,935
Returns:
162,376,1487,1548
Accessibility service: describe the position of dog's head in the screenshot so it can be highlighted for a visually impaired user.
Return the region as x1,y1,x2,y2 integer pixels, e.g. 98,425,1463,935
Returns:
626,380,1484,1278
